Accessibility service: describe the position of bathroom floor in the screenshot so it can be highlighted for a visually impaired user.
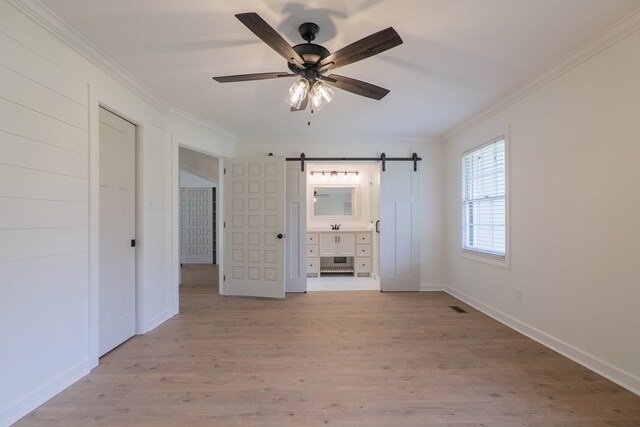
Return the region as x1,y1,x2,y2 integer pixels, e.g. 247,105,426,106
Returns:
307,275,380,291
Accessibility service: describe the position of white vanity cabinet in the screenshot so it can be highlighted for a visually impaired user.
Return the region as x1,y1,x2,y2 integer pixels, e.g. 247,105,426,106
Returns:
307,231,372,277
318,233,356,257
355,232,372,277
307,233,319,277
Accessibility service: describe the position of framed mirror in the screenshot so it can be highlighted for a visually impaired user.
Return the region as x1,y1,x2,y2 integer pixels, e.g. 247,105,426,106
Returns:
313,186,358,217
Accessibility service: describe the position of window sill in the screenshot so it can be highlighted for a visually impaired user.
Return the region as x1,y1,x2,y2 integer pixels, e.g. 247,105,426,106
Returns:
460,249,510,269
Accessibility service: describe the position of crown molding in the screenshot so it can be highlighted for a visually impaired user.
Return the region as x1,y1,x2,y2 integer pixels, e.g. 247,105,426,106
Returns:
234,137,443,145
444,7,640,141
8,0,170,113
9,0,236,141
168,108,236,141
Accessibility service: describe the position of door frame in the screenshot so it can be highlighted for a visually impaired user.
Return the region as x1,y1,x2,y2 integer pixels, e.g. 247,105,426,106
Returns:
89,102,142,363
171,144,225,305
305,161,381,289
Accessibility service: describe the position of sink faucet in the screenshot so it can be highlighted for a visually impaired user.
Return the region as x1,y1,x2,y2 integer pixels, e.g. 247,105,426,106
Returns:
330,224,341,230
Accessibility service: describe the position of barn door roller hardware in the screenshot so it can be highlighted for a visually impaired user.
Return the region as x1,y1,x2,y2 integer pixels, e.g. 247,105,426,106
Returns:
285,152,421,172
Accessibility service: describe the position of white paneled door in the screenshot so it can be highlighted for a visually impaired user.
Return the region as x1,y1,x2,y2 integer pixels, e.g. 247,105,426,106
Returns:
180,187,213,264
380,162,419,291
99,107,136,356
224,156,286,298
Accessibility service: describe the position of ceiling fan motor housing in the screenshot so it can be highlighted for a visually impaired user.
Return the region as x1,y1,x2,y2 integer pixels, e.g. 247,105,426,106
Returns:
287,22,331,72
299,22,319,42
289,43,331,70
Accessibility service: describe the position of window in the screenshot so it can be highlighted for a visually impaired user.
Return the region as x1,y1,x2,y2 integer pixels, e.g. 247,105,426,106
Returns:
461,137,507,259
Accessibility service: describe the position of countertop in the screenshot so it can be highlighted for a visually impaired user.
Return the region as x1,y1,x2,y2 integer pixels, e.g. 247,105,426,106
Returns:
307,229,373,233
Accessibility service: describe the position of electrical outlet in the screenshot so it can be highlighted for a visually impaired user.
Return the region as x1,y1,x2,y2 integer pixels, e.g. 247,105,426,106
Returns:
516,288,523,302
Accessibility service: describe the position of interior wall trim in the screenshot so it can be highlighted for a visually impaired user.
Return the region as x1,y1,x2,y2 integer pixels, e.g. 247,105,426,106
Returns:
418,283,447,292
234,137,443,145
1,359,94,427
446,287,640,398
168,108,236,141
8,0,236,142
444,7,640,141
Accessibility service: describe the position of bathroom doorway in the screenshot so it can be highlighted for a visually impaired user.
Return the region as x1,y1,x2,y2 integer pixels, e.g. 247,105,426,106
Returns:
304,163,381,291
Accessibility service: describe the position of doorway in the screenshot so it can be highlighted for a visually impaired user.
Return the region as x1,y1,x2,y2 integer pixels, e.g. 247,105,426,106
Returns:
98,107,137,356
304,163,381,291
177,147,220,296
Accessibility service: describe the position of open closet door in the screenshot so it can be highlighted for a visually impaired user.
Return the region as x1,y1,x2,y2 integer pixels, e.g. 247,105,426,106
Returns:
224,156,286,298
380,162,419,291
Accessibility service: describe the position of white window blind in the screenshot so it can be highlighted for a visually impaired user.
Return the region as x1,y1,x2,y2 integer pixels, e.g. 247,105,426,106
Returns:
461,137,506,257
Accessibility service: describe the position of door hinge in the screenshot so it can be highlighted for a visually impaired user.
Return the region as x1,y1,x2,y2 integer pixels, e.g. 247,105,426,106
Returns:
224,221,226,228
224,168,226,174
223,275,226,281
130,239,136,247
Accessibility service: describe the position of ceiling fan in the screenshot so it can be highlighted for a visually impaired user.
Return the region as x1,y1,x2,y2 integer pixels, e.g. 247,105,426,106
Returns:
212,13,403,111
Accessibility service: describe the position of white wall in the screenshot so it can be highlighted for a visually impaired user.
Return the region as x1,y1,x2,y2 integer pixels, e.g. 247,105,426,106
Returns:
444,28,640,394
235,141,446,287
0,1,234,424
180,170,217,188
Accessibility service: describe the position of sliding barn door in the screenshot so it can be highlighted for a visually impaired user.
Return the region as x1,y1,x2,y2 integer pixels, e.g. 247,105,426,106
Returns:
285,162,307,292
380,162,419,291
224,156,286,298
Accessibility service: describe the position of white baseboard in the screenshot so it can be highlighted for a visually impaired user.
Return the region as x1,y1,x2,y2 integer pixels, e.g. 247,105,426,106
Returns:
144,309,173,334
446,287,640,397
419,283,448,292
1,358,94,426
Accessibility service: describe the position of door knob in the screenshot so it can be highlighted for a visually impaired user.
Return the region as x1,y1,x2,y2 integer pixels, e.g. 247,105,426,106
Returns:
277,233,284,239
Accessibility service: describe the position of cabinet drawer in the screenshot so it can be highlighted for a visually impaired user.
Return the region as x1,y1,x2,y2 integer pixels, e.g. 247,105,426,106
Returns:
307,244,318,257
355,257,371,273
357,244,371,257
356,233,371,244
307,259,319,273
307,233,318,244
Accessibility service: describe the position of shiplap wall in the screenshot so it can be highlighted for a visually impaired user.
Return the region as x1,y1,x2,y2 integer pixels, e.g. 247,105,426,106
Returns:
0,11,91,422
0,1,235,424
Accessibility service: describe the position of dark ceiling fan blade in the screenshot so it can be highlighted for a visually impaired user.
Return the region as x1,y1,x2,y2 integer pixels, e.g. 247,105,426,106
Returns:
290,96,308,112
213,72,297,83
235,13,305,66
317,27,403,72
321,74,390,100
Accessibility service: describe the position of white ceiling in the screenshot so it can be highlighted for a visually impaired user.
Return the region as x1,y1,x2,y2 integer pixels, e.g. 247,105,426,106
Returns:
41,0,640,140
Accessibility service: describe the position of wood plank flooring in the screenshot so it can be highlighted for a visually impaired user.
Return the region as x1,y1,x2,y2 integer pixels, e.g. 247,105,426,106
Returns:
16,265,640,426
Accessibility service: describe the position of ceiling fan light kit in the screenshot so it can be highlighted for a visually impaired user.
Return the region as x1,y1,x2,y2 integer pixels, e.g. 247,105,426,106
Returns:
212,12,403,112
285,77,310,109
309,81,334,110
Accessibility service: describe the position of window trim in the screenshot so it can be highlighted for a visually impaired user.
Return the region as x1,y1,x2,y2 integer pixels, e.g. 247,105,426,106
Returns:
460,134,510,269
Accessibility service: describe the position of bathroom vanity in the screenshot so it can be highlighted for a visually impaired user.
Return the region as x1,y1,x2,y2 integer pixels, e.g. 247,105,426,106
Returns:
306,230,372,277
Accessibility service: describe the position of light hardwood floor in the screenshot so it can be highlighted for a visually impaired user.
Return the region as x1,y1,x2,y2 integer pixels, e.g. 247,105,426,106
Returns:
16,265,640,426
